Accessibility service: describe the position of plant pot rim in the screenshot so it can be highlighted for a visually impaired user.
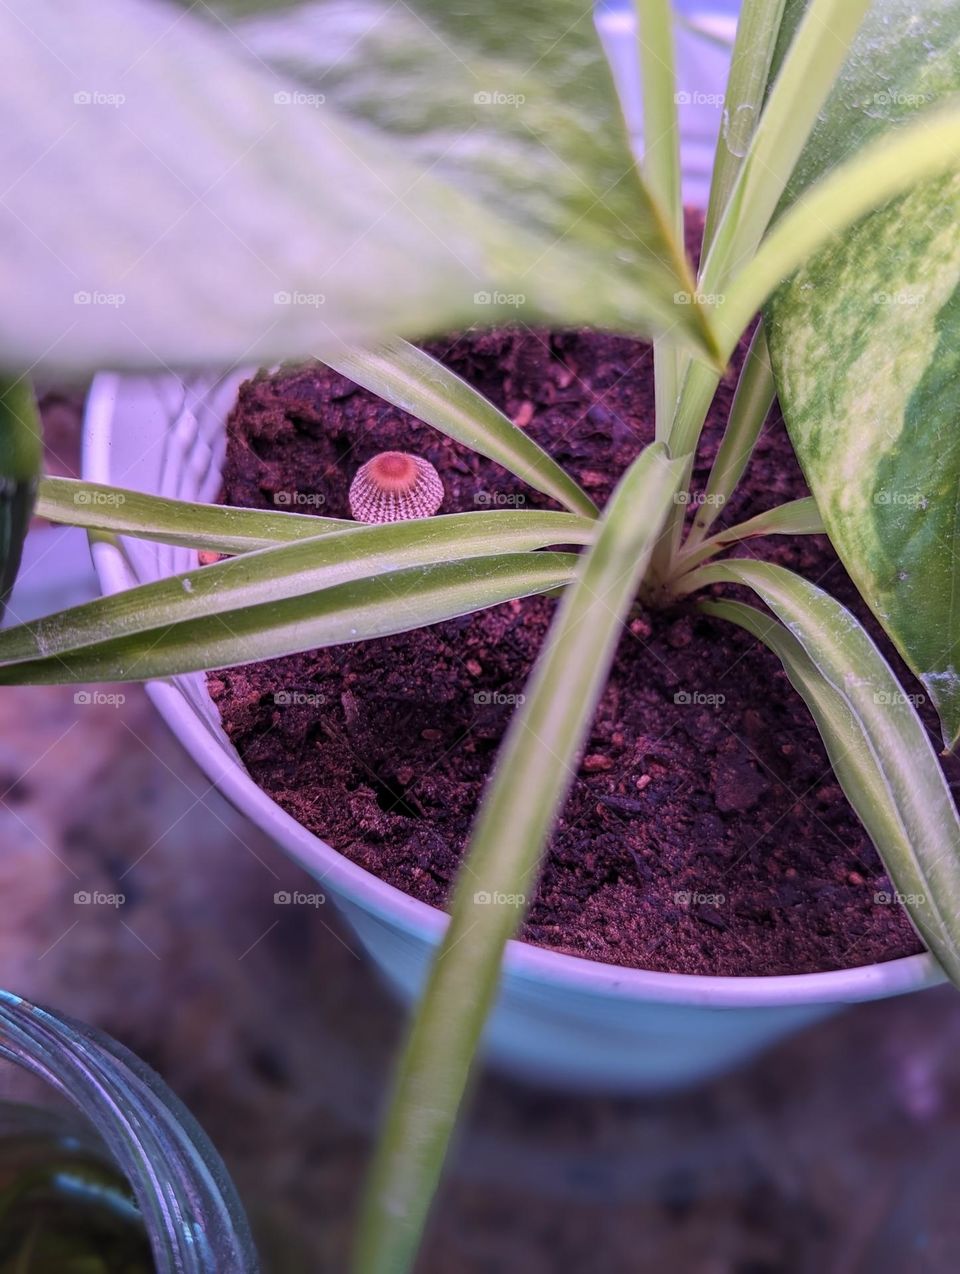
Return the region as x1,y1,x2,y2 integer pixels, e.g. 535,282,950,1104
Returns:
83,371,946,1014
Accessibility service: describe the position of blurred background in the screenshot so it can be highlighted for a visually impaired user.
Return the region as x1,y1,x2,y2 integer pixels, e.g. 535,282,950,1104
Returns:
2,390,959,1273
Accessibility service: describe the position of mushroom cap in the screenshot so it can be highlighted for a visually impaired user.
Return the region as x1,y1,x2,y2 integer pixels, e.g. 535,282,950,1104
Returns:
348,451,444,523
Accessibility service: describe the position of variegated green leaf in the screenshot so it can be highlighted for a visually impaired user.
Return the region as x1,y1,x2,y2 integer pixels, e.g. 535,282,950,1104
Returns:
357,443,686,1274
0,553,577,683
37,477,353,553
323,341,598,518
766,0,960,748
0,510,591,668
0,380,41,613
0,0,716,375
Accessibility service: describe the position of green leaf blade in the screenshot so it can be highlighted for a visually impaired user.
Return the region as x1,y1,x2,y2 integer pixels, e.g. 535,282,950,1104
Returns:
0,553,578,684
37,478,354,553
324,341,598,518
762,2,960,747
694,560,960,979
356,442,686,1274
0,0,716,374
0,380,41,614
0,510,593,668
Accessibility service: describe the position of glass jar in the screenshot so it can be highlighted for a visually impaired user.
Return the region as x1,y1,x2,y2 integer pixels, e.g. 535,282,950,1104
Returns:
0,989,258,1272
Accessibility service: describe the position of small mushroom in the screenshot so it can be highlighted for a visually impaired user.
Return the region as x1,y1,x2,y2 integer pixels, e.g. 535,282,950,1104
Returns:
348,451,444,523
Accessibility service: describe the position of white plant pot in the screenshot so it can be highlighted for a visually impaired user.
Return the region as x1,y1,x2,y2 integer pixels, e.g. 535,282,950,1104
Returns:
82,372,942,1093
80,5,944,1091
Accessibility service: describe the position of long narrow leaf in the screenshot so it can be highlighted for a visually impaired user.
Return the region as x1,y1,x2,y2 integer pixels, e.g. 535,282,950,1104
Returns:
324,340,598,518
37,477,353,553
0,379,41,612
675,497,824,575
0,511,593,665
687,321,775,545
701,0,788,255
702,594,960,981
0,553,578,684
668,0,870,460
721,106,960,350
356,442,686,1274
699,0,870,297
635,0,683,437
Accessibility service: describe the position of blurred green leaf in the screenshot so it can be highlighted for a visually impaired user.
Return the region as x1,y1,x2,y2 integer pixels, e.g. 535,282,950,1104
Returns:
0,380,41,614
0,0,716,375
356,442,685,1274
765,0,960,748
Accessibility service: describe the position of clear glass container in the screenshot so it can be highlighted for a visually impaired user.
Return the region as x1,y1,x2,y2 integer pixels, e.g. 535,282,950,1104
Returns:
0,990,258,1272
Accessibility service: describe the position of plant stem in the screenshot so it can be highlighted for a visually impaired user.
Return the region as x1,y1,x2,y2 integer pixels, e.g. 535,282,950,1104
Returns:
634,0,684,441
701,0,787,257
685,320,774,548
0,377,41,614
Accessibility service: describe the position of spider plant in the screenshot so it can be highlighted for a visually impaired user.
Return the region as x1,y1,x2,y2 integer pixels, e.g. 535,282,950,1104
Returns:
2,1,960,1271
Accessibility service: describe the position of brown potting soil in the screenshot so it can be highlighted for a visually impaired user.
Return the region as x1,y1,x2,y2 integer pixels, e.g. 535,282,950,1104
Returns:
207,317,956,977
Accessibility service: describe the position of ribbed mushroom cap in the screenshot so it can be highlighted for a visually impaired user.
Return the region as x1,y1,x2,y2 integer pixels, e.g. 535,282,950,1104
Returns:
348,451,444,523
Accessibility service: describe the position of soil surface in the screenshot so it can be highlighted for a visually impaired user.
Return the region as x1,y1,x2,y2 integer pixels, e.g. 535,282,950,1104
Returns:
208,311,956,976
